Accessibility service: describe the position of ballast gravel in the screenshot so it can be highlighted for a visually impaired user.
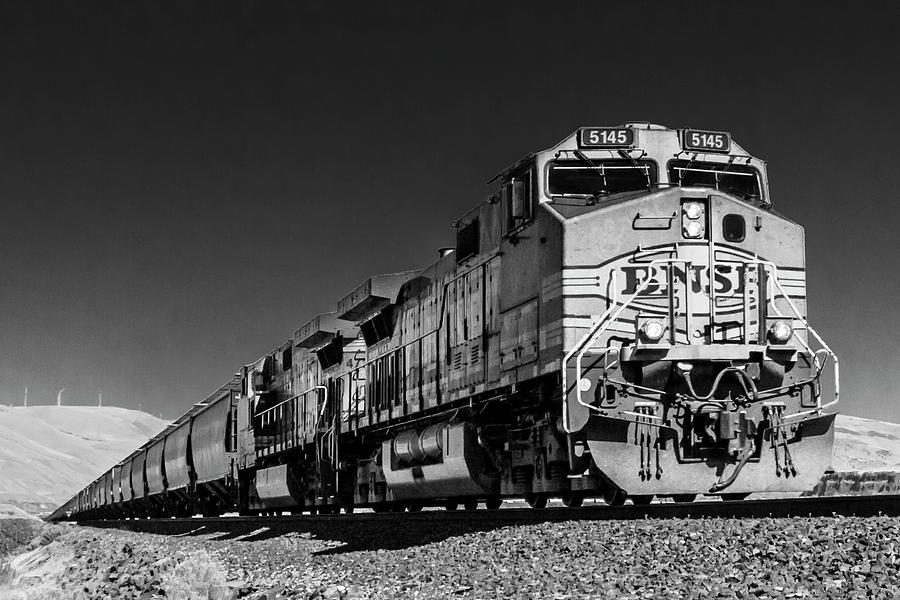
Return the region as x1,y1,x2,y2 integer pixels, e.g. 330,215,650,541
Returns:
2,515,898,599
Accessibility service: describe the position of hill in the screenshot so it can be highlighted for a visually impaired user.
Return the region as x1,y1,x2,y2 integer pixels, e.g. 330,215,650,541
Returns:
0,406,167,513
832,413,900,472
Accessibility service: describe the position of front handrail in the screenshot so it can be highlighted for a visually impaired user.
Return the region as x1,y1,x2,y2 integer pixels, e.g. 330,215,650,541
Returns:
561,256,839,433
563,258,692,432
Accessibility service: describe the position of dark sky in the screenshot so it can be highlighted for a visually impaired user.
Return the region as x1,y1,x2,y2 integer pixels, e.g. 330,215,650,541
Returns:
0,2,898,422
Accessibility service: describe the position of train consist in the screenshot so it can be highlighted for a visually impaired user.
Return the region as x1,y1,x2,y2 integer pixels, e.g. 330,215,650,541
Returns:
51,123,839,520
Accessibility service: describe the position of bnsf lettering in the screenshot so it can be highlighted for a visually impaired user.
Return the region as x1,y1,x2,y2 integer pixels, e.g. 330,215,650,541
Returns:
621,265,745,296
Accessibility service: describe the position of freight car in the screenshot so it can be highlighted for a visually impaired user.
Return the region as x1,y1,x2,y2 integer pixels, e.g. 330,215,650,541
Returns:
50,123,839,521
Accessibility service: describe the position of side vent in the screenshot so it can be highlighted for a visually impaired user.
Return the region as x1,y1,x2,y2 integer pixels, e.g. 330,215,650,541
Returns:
316,335,344,370
360,307,394,347
469,341,480,365
456,218,479,263
452,350,464,370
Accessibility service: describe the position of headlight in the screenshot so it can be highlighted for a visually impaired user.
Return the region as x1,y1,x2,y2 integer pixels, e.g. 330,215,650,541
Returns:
682,200,706,239
640,319,666,342
683,220,704,238
683,201,704,220
768,320,793,343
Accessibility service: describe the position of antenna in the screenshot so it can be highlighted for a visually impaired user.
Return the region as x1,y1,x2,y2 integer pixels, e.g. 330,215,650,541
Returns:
23,386,27,407
57,388,65,407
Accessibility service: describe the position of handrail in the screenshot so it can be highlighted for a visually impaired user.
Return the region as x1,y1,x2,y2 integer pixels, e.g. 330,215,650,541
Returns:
563,258,692,432
348,253,501,372
255,384,325,419
561,255,839,433
254,254,500,443
287,254,502,422
266,253,503,416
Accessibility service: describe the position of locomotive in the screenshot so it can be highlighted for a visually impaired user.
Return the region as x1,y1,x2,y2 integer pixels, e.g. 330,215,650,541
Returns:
51,123,839,520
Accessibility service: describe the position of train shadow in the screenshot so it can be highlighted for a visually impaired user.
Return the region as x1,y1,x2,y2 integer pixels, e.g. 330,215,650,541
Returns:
81,493,884,555
81,509,585,555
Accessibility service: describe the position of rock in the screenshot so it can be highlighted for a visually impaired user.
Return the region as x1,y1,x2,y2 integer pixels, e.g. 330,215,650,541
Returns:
322,584,346,598
209,582,242,600
9,514,900,600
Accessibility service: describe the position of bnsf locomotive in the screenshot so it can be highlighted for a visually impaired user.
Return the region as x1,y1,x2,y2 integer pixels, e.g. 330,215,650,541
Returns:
51,123,839,520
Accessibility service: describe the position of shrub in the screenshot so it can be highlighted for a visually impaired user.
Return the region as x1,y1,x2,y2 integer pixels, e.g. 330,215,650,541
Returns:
0,560,13,587
161,550,227,600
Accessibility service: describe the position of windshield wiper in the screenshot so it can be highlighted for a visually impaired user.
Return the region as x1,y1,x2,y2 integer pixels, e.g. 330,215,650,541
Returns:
573,150,608,190
617,150,652,190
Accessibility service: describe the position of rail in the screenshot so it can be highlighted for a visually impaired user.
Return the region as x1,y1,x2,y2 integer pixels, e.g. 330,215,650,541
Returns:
73,493,900,525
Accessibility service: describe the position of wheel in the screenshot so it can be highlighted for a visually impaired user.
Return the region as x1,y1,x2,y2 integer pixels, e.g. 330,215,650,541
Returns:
444,500,458,511
407,501,424,512
561,491,584,508
525,493,548,509
463,499,479,511
485,497,502,510
342,503,355,515
602,486,627,506
672,494,697,503
390,502,406,513
372,504,388,513
720,493,751,502
630,495,654,506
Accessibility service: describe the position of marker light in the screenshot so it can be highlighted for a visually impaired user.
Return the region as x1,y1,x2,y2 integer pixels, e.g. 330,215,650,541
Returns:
640,320,666,342
683,202,704,220
769,320,793,343
683,220,704,238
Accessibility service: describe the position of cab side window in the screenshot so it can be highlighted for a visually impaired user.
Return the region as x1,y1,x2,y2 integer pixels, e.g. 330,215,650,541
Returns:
502,168,534,234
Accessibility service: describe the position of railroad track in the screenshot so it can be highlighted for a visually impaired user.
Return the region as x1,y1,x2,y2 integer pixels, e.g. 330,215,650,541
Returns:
80,494,900,540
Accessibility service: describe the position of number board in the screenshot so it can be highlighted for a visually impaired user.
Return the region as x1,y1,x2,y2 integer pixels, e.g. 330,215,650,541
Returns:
682,129,731,153
578,127,635,149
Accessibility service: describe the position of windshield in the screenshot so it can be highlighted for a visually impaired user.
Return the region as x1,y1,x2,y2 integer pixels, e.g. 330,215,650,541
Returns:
547,159,658,197
668,160,762,200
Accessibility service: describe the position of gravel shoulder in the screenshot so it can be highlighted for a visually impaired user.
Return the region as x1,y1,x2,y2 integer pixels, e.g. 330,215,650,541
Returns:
0,515,898,599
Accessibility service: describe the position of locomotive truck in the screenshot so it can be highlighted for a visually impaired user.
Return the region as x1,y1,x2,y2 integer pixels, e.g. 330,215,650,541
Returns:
51,122,839,520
